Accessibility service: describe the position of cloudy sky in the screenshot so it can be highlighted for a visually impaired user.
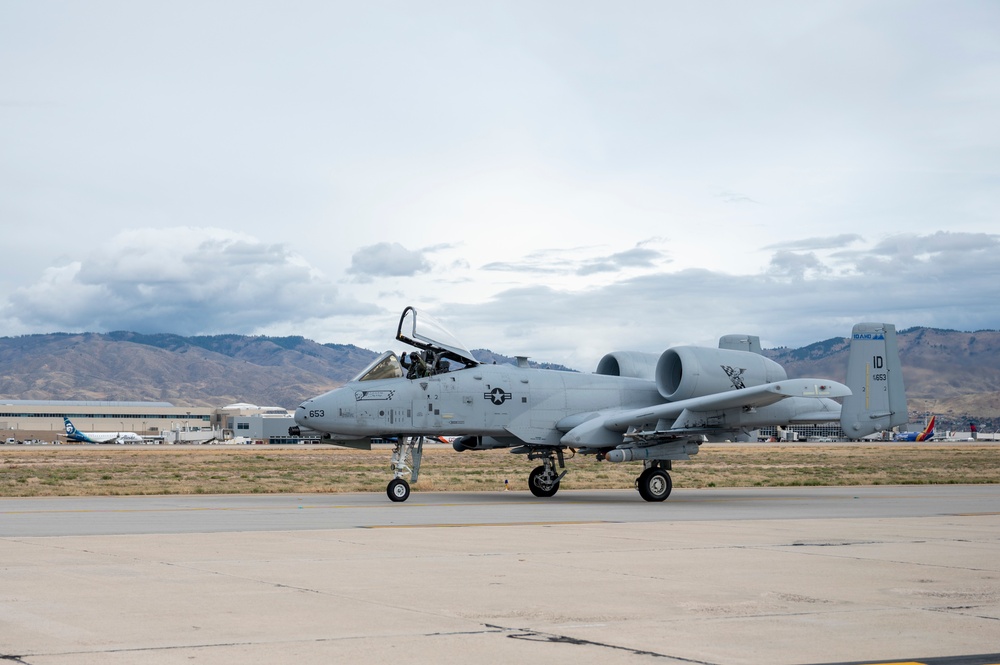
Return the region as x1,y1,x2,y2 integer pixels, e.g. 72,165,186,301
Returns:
2,1,998,370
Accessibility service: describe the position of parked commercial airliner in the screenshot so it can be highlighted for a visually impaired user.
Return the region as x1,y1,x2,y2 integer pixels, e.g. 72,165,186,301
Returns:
895,416,935,441
63,417,144,444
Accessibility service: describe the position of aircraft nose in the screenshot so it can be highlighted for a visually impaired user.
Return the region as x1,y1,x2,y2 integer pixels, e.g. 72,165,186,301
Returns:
294,403,309,427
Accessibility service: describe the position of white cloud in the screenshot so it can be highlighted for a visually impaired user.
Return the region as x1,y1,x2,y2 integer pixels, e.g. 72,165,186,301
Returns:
347,243,432,281
764,234,864,251
3,228,372,335
766,251,832,279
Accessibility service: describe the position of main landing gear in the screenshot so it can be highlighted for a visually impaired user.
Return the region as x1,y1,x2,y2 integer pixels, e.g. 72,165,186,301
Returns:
386,436,424,502
527,448,567,498
635,461,672,502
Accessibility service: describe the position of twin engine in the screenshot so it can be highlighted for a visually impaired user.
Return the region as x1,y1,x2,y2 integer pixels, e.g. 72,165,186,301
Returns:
596,346,787,401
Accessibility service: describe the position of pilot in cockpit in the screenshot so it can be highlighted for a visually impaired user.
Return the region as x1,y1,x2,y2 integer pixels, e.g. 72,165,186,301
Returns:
400,349,451,379
402,351,429,379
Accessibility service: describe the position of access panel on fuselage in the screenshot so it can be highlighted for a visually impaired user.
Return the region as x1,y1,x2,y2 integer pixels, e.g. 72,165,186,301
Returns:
413,372,476,432
352,384,411,435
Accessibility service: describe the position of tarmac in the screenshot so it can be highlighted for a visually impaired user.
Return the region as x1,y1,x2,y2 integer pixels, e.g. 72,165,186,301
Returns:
2,485,999,665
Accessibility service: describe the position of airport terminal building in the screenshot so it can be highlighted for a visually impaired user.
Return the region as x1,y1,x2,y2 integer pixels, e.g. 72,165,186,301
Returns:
0,400,301,444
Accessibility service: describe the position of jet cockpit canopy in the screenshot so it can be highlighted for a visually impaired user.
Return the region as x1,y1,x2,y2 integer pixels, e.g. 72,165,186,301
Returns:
396,306,479,368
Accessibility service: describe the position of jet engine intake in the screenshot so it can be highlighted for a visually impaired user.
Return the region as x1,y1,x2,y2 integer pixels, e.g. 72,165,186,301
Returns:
655,346,787,401
595,351,660,380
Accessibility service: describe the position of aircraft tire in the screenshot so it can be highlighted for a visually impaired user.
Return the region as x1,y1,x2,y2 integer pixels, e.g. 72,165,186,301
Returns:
528,466,559,498
387,478,410,502
637,468,672,502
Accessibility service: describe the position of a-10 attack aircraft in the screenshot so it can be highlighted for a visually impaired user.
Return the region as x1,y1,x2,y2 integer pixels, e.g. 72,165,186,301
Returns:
292,307,907,502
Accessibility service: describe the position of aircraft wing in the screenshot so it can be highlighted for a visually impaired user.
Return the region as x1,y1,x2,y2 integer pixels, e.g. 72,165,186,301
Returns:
561,379,850,447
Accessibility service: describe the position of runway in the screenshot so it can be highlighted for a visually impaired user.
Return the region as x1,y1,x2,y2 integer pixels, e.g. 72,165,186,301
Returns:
2,486,999,664
5,485,1000,538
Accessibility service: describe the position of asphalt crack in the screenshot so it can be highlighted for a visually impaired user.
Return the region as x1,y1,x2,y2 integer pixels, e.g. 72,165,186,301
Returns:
487,623,719,663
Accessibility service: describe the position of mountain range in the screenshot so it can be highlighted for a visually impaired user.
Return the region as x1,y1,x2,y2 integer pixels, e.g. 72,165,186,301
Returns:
1,327,997,431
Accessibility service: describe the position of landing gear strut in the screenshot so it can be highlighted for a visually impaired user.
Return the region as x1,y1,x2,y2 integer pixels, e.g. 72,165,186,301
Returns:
636,461,672,502
527,448,567,498
387,436,424,502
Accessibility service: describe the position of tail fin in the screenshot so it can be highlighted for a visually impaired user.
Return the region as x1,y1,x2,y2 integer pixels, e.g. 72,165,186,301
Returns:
917,415,935,441
840,323,908,438
64,417,77,436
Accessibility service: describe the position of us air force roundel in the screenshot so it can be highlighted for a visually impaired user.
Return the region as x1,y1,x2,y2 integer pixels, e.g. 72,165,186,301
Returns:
485,387,512,405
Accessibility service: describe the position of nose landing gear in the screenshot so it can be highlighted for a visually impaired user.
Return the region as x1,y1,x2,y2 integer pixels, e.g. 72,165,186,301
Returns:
387,477,410,502
386,436,424,502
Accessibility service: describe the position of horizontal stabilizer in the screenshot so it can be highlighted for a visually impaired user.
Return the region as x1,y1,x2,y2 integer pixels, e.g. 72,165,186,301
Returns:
605,378,849,430
788,410,844,423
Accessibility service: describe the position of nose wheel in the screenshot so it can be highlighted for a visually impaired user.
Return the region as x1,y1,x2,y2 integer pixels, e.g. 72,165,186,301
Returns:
387,477,410,502
386,436,424,502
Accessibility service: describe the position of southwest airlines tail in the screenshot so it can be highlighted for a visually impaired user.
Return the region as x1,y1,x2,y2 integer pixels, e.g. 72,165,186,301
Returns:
915,416,935,441
896,416,936,441
840,323,908,438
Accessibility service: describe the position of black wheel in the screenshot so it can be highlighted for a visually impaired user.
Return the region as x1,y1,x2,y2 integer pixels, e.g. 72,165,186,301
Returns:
387,478,410,502
637,468,672,502
528,465,559,498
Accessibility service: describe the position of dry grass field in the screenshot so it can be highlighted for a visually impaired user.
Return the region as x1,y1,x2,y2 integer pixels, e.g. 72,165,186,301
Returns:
1,444,999,497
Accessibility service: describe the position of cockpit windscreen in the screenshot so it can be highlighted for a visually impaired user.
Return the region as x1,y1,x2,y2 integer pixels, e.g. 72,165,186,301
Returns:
352,351,404,382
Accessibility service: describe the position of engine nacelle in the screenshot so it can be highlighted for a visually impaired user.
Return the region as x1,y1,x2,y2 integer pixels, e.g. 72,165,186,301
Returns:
595,351,660,380
655,346,787,401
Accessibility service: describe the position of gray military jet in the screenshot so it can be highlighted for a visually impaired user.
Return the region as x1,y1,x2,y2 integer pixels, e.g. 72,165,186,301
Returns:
292,307,907,502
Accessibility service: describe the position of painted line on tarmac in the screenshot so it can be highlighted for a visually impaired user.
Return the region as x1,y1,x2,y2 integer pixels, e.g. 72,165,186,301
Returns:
816,654,1000,665
360,520,619,529
948,512,1000,516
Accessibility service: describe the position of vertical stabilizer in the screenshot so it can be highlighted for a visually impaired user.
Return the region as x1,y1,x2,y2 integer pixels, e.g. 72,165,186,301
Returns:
840,323,907,438
917,415,935,441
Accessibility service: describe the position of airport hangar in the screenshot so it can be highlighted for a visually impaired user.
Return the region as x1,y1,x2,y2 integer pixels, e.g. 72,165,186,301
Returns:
0,400,304,444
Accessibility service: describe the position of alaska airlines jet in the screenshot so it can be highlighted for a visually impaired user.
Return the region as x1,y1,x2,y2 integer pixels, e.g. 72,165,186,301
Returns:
895,416,935,442
63,417,144,444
